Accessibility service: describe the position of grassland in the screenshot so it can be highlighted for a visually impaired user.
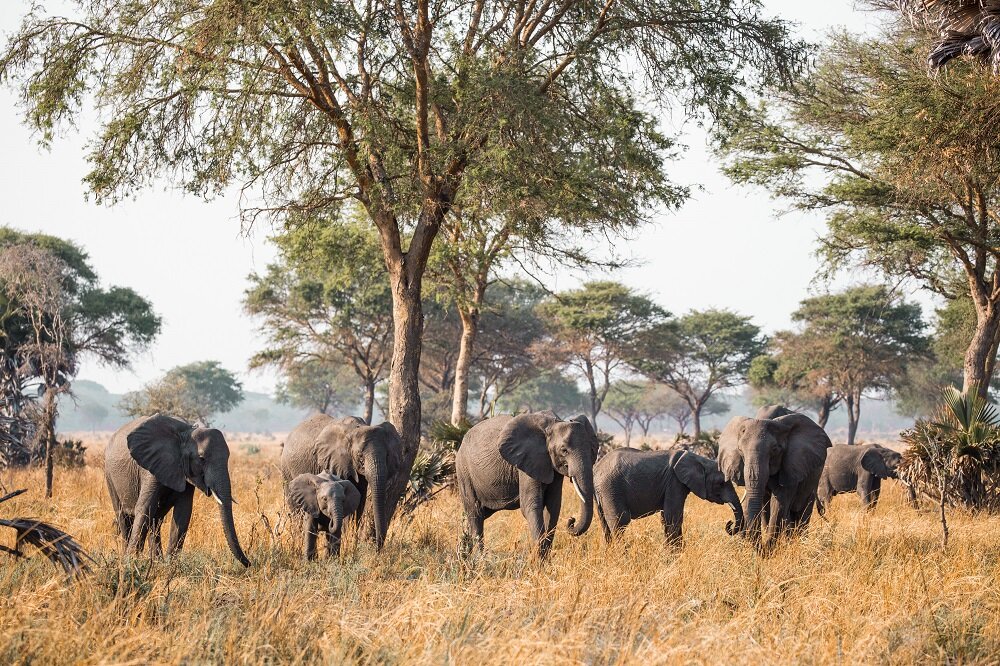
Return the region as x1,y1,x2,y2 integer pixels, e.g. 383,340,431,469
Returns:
1,434,999,664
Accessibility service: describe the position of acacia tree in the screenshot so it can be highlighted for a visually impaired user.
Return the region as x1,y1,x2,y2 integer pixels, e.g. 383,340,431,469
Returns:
275,362,361,417
245,219,392,423
748,332,841,427
537,282,669,426
1,0,805,510
120,361,244,424
784,286,928,444
721,23,1000,399
632,309,765,438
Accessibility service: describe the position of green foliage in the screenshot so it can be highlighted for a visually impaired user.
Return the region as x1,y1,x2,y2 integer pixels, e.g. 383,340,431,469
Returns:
120,361,243,424
537,281,669,419
274,362,361,417
900,384,1000,512
496,371,585,417
673,429,722,460
631,308,764,433
51,439,86,468
719,21,1000,391
427,420,473,451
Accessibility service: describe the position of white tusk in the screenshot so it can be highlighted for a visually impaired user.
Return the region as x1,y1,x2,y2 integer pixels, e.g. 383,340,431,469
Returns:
571,477,586,503
211,492,224,507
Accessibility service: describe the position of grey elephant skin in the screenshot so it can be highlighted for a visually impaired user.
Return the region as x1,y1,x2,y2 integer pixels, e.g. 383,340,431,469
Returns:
287,472,362,560
817,444,905,514
718,405,831,546
104,414,250,566
593,448,744,545
280,414,402,551
456,412,598,558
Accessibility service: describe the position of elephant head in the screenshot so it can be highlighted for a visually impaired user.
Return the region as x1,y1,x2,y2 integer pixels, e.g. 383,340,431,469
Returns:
718,411,830,541
316,419,402,551
861,445,902,479
126,414,250,566
671,450,744,533
498,412,599,537
288,472,362,543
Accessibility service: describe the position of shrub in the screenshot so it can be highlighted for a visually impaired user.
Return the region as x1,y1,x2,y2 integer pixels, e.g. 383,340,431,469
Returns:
672,429,721,459
51,439,86,468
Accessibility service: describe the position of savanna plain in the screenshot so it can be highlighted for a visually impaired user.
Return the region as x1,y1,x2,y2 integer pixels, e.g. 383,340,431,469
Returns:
1,434,998,665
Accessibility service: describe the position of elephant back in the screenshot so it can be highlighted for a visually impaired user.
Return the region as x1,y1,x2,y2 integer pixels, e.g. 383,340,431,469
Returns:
823,444,863,489
281,413,338,480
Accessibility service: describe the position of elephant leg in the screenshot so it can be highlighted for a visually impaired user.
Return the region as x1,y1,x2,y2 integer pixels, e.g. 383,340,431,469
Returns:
149,520,164,559
303,514,318,561
325,527,342,557
167,487,194,555
790,497,814,531
597,500,612,544
461,510,485,558
115,512,134,547
519,479,549,559
540,478,563,556
600,498,630,540
866,477,882,511
352,479,368,545
127,482,163,556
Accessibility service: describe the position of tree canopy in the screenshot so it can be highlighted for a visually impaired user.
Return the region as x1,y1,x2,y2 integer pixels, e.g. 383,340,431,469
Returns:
120,361,244,424
720,23,1000,397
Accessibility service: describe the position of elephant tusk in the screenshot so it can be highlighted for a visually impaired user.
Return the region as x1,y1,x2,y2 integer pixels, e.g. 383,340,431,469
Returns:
571,477,586,503
211,492,224,507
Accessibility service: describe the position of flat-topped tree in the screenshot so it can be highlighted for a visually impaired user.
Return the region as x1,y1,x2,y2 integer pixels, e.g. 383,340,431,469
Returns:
1,0,806,510
720,24,1000,398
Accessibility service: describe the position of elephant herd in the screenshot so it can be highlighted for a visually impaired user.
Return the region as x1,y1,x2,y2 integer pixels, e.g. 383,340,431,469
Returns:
102,406,908,567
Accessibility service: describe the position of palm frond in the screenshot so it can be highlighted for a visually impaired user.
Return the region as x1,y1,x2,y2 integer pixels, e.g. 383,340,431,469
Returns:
898,0,1000,69
0,489,92,577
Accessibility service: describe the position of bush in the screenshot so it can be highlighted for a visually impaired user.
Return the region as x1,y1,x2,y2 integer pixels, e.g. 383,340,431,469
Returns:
51,439,86,468
672,430,721,459
899,385,1000,514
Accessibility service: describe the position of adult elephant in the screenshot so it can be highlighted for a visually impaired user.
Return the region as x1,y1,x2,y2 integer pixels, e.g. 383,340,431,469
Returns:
280,414,402,551
718,405,831,546
456,412,598,558
817,443,905,514
104,414,250,567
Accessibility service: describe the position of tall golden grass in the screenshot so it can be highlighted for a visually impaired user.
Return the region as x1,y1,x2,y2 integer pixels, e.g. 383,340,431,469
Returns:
1,434,999,664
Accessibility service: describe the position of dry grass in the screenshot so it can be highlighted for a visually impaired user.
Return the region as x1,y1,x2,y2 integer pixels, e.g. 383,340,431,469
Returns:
1,435,999,664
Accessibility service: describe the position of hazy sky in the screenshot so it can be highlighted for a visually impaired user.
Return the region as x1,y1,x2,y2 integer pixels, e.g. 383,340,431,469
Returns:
0,2,896,395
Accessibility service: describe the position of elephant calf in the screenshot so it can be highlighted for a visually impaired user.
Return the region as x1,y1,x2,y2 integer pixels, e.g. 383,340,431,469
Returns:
287,472,362,560
817,444,906,514
593,448,744,545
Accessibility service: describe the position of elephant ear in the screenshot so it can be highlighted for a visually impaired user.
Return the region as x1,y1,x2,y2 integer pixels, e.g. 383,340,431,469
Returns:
674,451,709,499
316,424,358,482
498,415,555,484
861,447,894,479
288,475,323,519
377,421,403,473
717,417,748,485
570,414,599,459
772,413,831,487
339,479,363,515
126,414,194,493
755,404,795,420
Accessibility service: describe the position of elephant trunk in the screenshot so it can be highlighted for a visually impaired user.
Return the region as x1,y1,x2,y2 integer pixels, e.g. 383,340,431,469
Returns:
722,483,745,535
366,453,389,551
329,494,345,542
566,457,595,536
208,471,250,567
742,458,768,542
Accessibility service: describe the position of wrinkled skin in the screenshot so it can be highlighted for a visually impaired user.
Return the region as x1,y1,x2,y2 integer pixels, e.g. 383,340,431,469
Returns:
718,405,831,548
817,444,909,514
592,448,744,546
287,472,362,559
280,414,402,551
455,412,598,559
104,414,250,567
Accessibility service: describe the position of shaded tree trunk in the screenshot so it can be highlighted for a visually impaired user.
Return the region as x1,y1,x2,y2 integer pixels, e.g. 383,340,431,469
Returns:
691,408,702,440
450,307,480,425
964,303,1000,399
40,386,57,498
845,391,861,445
363,377,376,425
817,396,833,429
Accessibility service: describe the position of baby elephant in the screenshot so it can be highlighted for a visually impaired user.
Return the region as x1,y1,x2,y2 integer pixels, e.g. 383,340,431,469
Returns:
593,448,744,545
287,472,361,560
817,444,905,514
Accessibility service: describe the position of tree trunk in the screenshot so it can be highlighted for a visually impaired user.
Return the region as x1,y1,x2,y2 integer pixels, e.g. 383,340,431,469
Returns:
817,396,832,429
450,307,480,425
41,386,57,498
964,303,1000,398
691,407,702,440
845,392,861,445
363,377,375,425
384,266,424,523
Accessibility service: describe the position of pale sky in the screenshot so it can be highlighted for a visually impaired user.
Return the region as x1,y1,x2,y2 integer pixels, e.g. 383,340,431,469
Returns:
0,2,898,395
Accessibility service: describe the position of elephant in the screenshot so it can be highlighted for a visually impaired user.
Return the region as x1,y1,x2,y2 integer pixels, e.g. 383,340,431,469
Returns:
718,405,831,546
455,412,598,558
286,472,362,560
104,414,250,566
280,414,402,551
592,447,744,545
817,444,906,514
